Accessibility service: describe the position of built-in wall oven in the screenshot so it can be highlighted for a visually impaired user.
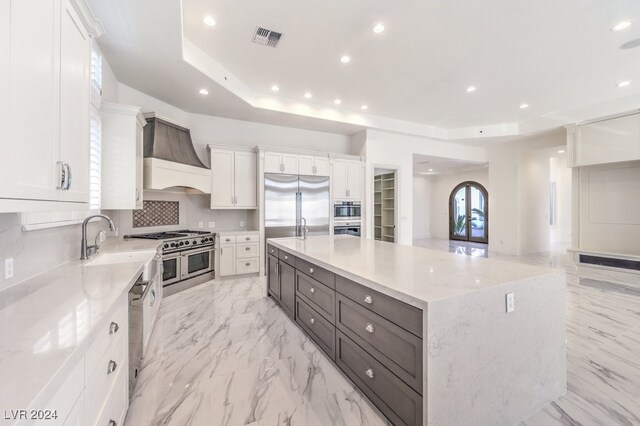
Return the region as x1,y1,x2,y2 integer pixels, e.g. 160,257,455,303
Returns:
334,201,361,220
334,222,361,236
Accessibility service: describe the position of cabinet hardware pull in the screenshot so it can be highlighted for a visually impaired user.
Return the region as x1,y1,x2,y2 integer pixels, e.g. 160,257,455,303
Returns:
226,238,231,242
310,317,315,325
245,247,251,251
150,289,156,307
246,237,250,241
310,287,316,294
284,255,288,260
365,323,375,333
365,368,375,379
136,188,140,201
363,295,373,304
108,421,117,426
107,360,117,374
245,262,250,266
309,268,314,274
65,163,72,190
109,322,119,335
57,161,66,190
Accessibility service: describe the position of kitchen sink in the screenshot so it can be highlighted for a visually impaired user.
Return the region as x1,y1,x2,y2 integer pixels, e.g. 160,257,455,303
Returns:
84,251,155,267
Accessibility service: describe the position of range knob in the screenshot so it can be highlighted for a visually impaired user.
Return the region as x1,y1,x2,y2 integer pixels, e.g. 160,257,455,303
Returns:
184,241,190,245
164,243,169,249
170,243,176,248
193,240,198,245
201,238,206,243
179,241,184,246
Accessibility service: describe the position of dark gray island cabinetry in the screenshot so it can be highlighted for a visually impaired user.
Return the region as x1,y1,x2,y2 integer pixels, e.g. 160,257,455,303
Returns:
267,242,424,425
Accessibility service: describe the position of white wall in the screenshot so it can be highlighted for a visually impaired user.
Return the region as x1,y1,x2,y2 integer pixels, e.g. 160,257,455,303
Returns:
363,129,487,245
576,161,640,255
118,84,354,167
426,168,489,240
412,175,433,240
487,129,567,255
549,155,572,245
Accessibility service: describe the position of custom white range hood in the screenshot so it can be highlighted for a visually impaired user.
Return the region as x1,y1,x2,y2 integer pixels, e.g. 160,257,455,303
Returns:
142,113,211,193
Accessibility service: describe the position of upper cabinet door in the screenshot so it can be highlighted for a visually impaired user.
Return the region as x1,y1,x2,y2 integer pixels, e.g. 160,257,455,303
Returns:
234,151,257,208
58,0,90,203
314,157,330,177
0,0,60,202
332,159,348,199
282,153,299,175
346,160,363,200
298,155,315,176
210,149,235,208
264,152,282,174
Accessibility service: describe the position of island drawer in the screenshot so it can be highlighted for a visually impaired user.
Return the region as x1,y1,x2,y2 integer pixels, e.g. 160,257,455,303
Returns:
296,258,335,289
296,270,335,323
296,297,335,360
336,275,423,337
267,244,279,257
336,331,423,426
336,294,423,394
278,249,296,267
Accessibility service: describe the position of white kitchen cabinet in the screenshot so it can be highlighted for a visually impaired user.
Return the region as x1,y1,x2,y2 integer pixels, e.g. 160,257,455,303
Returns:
332,158,363,200
209,146,257,209
298,155,330,176
218,232,260,276
101,103,146,209
0,0,102,212
264,151,299,174
568,113,640,167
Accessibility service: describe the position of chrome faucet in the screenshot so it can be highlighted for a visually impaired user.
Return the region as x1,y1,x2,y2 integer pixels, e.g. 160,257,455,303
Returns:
300,217,308,240
81,214,117,260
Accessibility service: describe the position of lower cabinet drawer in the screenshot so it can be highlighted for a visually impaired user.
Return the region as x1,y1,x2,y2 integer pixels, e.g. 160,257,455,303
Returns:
336,331,423,426
295,258,335,289
236,258,259,274
336,294,423,394
236,242,259,259
85,327,127,424
95,364,128,426
85,296,127,378
295,297,335,360
296,271,335,323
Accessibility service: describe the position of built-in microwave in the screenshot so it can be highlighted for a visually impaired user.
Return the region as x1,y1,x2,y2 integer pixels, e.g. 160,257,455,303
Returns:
334,201,361,220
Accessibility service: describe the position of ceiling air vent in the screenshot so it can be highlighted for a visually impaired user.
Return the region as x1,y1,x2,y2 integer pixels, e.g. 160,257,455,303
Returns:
253,27,282,48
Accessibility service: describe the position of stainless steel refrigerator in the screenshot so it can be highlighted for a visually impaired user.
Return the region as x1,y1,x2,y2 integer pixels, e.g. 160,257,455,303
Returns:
265,174,330,239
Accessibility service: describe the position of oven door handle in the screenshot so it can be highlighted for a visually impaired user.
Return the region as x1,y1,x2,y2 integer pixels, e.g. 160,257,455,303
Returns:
179,246,216,257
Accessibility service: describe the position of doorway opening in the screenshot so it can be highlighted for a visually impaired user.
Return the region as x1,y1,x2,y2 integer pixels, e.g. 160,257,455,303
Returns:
449,181,488,243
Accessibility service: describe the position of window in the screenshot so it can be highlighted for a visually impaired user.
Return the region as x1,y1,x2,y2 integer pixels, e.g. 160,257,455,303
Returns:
90,46,103,99
89,106,101,211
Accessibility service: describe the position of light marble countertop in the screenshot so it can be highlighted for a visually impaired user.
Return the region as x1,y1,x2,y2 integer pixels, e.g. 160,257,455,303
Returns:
217,229,260,236
0,238,161,416
268,235,559,306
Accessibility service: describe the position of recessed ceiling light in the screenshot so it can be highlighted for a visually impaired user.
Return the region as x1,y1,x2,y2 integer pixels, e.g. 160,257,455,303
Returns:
428,168,433,172
304,92,312,99
340,55,351,64
271,85,280,92
334,99,342,105
612,20,632,31
199,88,209,95
203,16,216,27
557,150,565,154
466,86,476,93
360,104,368,110
519,103,529,109
617,80,631,87
373,23,385,33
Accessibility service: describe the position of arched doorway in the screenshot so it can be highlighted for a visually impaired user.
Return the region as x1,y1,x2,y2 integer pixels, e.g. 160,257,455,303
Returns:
449,181,488,243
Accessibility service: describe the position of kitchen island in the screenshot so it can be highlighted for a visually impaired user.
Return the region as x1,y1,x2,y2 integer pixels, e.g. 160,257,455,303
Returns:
266,235,566,426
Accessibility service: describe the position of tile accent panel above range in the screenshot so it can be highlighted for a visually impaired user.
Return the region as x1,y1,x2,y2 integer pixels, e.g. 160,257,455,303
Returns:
133,201,180,228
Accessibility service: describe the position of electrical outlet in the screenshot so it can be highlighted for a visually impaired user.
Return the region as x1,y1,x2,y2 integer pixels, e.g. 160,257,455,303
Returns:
4,258,14,280
209,222,216,228
198,221,204,229
505,293,515,313
240,221,245,227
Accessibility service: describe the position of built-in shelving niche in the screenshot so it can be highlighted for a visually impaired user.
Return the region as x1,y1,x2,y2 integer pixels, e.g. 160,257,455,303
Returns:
374,170,396,243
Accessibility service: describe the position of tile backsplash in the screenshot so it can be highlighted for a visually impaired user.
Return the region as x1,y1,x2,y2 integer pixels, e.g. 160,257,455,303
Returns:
133,201,180,228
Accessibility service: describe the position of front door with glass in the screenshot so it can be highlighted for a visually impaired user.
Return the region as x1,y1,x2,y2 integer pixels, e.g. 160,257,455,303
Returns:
449,181,488,243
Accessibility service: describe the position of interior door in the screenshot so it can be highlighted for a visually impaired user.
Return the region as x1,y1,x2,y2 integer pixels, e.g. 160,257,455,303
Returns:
300,176,330,236
211,149,234,207
267,255,280,298
59,0,90,202
234,151,257,208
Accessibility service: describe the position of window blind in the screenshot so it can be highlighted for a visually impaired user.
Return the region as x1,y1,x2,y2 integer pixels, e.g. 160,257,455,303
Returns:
89,106,101,210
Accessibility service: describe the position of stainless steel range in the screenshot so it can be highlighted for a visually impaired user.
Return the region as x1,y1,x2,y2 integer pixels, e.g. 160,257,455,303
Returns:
126,230,216,295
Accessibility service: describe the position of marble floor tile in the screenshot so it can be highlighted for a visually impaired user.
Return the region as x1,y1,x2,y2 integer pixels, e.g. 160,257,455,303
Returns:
127,240,640,426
